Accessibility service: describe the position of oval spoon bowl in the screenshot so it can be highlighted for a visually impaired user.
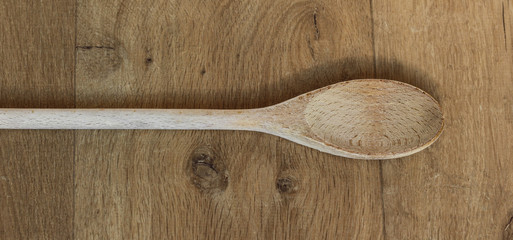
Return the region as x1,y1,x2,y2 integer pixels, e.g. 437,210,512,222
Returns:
263,79,444,159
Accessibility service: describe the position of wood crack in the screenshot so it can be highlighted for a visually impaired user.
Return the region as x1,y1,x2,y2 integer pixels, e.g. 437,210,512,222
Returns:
503,2,507,51
76,45,115,50
306,36,315,59
313,8,320,40
504,215,513,239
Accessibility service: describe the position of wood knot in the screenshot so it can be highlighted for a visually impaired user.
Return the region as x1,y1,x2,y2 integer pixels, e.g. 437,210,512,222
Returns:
189,146,227,193
276,176,298,194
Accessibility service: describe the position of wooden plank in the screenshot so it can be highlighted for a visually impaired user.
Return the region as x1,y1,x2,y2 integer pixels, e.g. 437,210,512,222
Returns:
0,0,75,239
0,131,74,239
75,0,384,238
373,0,513,239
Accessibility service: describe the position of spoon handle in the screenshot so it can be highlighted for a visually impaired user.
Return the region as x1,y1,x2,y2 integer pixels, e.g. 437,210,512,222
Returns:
0,108,266,130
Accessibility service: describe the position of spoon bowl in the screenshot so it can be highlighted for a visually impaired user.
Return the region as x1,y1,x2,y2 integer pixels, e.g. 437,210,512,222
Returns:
261,79,443,159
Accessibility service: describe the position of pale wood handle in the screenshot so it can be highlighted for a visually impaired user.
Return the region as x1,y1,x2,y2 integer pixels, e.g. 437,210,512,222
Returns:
0,109,266,130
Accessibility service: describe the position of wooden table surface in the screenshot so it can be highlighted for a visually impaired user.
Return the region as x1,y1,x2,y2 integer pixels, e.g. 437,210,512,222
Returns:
1,0,512,239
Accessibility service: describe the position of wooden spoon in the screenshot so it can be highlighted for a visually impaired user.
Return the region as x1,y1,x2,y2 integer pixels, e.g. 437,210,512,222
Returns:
0,79,443,160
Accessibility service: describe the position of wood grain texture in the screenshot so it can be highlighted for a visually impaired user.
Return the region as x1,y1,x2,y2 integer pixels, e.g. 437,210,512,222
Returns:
75,0,383,239
0,0,75,239
0,131,74,240
373,0,513,239
74,131,384,239
6,0,512,239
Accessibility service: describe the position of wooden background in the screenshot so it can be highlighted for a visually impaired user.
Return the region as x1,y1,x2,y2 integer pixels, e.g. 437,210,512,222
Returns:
1,0,512,239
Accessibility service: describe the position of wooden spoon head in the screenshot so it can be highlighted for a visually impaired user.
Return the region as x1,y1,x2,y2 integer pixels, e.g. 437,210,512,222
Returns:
272,79,443,159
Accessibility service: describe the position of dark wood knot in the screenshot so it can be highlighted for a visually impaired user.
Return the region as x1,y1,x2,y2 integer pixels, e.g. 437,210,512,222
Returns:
189,146,227,193
276,176,298,194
